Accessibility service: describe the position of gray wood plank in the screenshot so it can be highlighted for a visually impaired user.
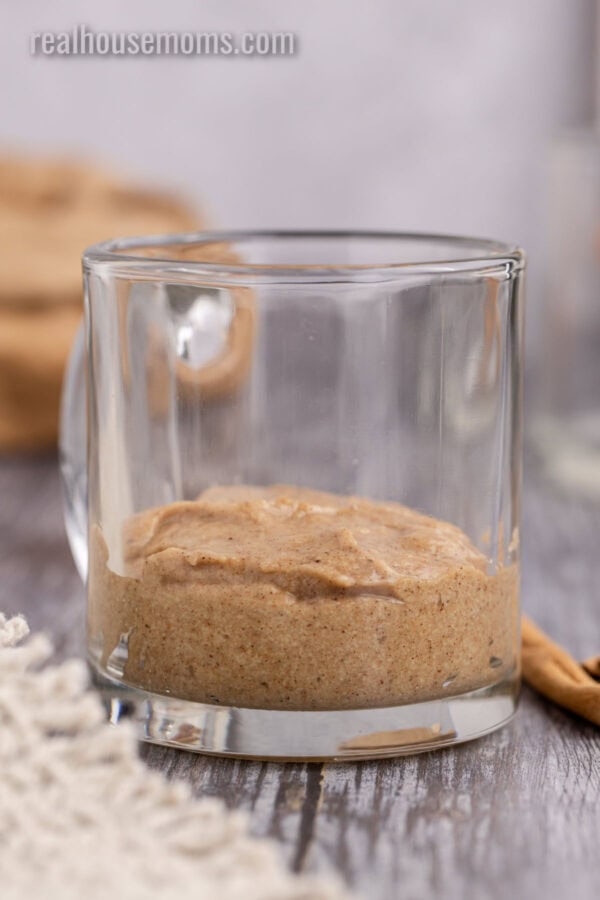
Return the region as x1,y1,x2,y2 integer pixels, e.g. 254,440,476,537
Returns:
2,453,600,900
0,454,84,659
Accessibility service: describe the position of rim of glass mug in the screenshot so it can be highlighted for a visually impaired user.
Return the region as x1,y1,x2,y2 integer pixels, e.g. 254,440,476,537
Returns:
82,230,525,283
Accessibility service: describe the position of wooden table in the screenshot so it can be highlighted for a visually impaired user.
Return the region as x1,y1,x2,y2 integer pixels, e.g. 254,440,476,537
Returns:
2,453,599,900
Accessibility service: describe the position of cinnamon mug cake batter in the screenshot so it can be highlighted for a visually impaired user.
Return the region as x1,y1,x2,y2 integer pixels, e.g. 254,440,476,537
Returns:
88,484,518,711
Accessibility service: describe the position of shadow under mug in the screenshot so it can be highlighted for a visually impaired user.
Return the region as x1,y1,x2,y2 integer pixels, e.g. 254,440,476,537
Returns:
60,230,525,760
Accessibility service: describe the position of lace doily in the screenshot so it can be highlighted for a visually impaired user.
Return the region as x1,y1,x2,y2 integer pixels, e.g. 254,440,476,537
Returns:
0,613,348,900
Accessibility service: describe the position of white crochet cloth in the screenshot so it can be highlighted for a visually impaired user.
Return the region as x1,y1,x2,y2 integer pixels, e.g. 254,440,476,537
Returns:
0,613,348,900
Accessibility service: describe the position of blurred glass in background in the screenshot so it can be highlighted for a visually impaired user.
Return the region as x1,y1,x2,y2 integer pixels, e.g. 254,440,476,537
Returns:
533,131,600,495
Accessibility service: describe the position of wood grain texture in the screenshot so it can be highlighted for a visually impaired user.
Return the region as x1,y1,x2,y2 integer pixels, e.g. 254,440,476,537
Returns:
1,453,600,900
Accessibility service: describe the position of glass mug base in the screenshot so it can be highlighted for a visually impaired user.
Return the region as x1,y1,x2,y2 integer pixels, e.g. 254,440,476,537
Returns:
91,663,519,761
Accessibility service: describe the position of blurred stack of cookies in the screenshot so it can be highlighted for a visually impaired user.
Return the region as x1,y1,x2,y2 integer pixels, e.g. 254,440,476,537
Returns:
0,155,199,451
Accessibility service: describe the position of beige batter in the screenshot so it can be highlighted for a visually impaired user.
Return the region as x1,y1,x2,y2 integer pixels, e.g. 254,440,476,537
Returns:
88,484,519,711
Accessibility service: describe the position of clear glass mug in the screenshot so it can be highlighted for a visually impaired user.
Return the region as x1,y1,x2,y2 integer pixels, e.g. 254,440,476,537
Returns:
60,231,525,760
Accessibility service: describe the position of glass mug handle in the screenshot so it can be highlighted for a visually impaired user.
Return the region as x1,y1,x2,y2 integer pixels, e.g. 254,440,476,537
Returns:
59,325,88,581
59,282,245,584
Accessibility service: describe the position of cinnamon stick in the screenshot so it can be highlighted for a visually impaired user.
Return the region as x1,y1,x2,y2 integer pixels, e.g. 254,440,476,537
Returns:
522,616,600,726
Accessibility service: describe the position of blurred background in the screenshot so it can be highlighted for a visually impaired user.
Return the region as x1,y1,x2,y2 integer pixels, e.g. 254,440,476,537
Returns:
0,0,599,480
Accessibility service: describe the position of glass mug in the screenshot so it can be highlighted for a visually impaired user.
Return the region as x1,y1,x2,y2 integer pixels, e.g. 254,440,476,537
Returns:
60,231,525,760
